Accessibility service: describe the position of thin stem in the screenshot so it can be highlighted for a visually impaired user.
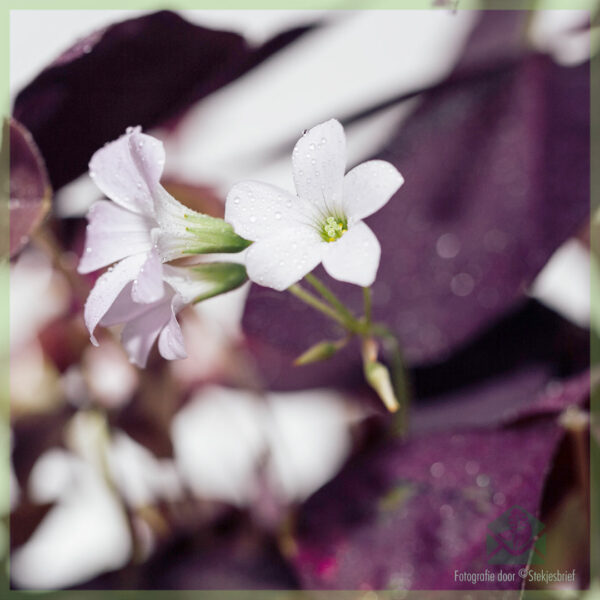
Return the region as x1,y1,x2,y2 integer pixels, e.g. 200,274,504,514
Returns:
305,273,356,324
288,283,359,332
372,323,410,436
363,287,372,325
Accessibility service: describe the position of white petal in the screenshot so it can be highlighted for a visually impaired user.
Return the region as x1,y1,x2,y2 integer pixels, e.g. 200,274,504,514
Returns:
225,180,314,242
245,227,323,291
131,248,164,304
342,160,404,222
84,254,146,345
77,201,154,274
121,292,184,368
322,221,381,287
157,296,187,361
292,119,346,213
100,283,150,327
88,127,165,216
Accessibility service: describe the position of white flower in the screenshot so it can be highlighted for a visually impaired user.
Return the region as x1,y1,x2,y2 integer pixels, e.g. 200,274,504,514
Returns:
87,263,246,368
225,119,404,291
78,126,248,350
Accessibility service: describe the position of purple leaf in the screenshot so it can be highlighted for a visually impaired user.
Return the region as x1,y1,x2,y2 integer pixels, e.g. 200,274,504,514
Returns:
13,11,314,190
7,118,51,257
242,22,589,387
142,518,299,590
291,381,588,590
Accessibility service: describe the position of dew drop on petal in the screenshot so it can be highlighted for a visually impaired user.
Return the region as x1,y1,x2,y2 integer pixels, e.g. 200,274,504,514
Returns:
275,212,282,220
249,215,257,223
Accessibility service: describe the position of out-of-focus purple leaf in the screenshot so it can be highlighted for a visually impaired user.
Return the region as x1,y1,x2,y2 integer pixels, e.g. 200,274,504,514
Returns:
409,301,589,433
6,118,51,257
291,381,588,590
142,517,299,590
243,33,589,387
13,11,315,190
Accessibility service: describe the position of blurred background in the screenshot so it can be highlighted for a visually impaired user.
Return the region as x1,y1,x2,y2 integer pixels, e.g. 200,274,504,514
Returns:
5,5,599,596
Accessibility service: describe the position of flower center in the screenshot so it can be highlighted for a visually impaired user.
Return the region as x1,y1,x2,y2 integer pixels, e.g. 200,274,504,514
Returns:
320,215,348,242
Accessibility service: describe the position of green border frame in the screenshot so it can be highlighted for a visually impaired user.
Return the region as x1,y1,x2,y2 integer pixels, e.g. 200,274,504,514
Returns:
2,2,597,599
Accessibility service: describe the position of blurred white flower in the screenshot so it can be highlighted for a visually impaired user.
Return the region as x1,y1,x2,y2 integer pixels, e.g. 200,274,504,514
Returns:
171,385,356,507
225,118,403,290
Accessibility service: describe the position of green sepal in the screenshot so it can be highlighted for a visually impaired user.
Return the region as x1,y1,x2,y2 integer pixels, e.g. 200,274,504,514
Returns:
189,262,248,303
181,214,251,254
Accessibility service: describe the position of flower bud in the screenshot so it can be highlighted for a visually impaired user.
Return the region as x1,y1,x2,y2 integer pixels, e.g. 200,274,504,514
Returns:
294,338,347,366
188,262,248,303
364,361,399,413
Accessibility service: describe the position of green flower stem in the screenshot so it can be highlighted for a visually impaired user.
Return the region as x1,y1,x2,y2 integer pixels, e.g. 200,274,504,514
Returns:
288,283,360,333
305,273,357,325
372,324,410,436
363,286,372,325
288,280,410,428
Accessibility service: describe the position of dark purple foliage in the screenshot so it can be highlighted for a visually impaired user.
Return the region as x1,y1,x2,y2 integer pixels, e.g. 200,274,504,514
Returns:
13,11,314,190
8,118,51,257
291,392,587,590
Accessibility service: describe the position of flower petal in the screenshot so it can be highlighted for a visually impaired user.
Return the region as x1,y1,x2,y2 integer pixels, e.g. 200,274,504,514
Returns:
342,160,404,222
292,119,346,213
121,291,185,368
77,201,154,274
131,248,164,304
84,254,146,345
245,227,322,291
100,283,149,327
88,127,165,216
225,181,314,242
322,222,380,287
157,296,187,361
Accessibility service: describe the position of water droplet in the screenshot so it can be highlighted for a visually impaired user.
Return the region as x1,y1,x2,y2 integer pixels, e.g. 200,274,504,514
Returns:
465,461,479,475
86,247,92,253
249,215,257,223
450,273,474,297
320,137,327,145
436,233,460,259
476,474,490,488
484,228,508,253
308,143,315,151
430,462,445,478
493,492,506,506
275,211,282,220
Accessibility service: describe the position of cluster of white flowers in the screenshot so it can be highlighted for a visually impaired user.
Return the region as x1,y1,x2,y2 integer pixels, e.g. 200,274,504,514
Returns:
81,119,403,370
